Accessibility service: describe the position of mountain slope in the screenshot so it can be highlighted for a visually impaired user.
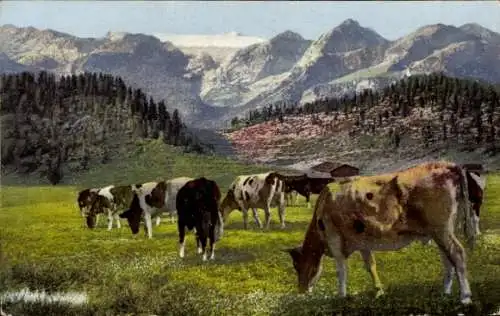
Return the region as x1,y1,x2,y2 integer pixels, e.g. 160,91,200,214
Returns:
2,21,500,128
224,73,500,170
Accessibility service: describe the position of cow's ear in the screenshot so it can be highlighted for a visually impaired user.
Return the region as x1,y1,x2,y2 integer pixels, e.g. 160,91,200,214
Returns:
119,210,131,218
387,176,405,202
283,246,302,260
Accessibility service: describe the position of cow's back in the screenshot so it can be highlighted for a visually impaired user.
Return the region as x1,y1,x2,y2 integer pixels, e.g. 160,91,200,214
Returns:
330,161,462,226
165,177,194,211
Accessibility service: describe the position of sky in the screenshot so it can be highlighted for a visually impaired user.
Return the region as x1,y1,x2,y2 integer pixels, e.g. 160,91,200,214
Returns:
1,1,500,41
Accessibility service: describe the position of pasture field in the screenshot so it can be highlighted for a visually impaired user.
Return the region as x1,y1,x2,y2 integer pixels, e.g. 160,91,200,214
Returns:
1,141,500,315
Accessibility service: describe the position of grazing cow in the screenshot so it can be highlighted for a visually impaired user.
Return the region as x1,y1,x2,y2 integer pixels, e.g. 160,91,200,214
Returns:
285,161,477,305
278,173,335,208
220,172,286,229
176,177,224,261
119,177,193,238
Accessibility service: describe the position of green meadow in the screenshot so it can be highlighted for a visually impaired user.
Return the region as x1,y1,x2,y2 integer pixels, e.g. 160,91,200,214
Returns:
1,140,500,315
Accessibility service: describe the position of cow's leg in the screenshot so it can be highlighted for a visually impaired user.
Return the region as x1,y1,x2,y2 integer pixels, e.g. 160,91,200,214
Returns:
251,208,262,228
200,231,208,262
306,194,311,209
433,232,472,304
112,206,121,229
178,221,186,258
107,209,114,231
114,213,121,229
438,248,455,295
325,234,347,297
360,250,384,298
95,213,100,227
473,204,481,236
263,204,272,230
196,234,203,254
170,211,177,223
209,223,216,260
278,199,286,229
144,212,153,239
155,215,161,226
241,207,249,229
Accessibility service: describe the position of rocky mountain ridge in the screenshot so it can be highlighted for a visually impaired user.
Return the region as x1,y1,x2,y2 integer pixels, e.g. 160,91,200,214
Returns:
1,20,500,128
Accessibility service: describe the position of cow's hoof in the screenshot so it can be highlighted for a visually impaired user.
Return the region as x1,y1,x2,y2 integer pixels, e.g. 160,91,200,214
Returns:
197,247,202,254
210,254,215,260
202,254,207,261
179,252,185,258
460,295,472,305
375,288,385,298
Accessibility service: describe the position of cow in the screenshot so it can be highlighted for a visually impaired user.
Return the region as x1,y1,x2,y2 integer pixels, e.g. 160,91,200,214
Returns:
285,161,477,305
85,184,164,230
277,173,335,208
119,177,193,238
220,172,286,230
176,177,224,261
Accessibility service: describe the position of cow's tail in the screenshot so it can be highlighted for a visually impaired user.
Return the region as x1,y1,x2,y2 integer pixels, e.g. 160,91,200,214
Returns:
456,166,476,251
215,209,224,241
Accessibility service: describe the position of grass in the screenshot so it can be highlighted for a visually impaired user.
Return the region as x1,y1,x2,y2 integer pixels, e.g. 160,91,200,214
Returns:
1,140,500,315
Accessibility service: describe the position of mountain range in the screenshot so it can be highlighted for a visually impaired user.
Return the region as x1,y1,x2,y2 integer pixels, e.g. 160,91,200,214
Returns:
1,19,500,128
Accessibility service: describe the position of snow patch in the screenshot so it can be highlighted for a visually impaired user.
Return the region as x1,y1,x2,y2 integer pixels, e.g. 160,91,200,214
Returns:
1,288,88,306
152,33,266,48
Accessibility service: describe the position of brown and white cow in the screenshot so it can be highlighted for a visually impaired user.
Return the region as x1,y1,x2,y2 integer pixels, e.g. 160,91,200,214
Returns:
119,177,193,238
220,172,286,229
285,161,477,305
176,177,224,261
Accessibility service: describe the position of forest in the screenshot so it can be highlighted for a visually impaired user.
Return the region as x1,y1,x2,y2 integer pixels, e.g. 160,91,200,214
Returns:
0,71,209,184
231,73,500,152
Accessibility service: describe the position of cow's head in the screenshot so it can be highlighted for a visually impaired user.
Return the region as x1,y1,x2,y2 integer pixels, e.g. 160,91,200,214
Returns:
119,194,142,234
77,189,98,217
285,244,323,294
220,189,240,221
85,195,110,229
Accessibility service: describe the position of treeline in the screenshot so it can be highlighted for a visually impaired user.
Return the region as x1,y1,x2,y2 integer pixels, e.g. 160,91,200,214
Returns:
231,73,500,151
0,71,209,184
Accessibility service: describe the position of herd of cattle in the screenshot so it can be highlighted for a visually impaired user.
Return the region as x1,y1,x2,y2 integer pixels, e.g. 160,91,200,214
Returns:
76,161,487,304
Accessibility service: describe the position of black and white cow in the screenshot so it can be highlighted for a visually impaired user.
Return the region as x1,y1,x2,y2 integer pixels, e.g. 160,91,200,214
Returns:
220,172,286,229
119,177,193,238
85,184,162,230
176,177,224,261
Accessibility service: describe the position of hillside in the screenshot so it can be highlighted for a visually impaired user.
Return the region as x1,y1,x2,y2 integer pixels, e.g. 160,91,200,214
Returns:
1,21,500,127
0,71,210,185
225,73,500,171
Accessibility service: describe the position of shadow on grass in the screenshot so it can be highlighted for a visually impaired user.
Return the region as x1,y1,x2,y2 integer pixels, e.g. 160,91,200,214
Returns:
223,220,309,232
270,280,500,316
